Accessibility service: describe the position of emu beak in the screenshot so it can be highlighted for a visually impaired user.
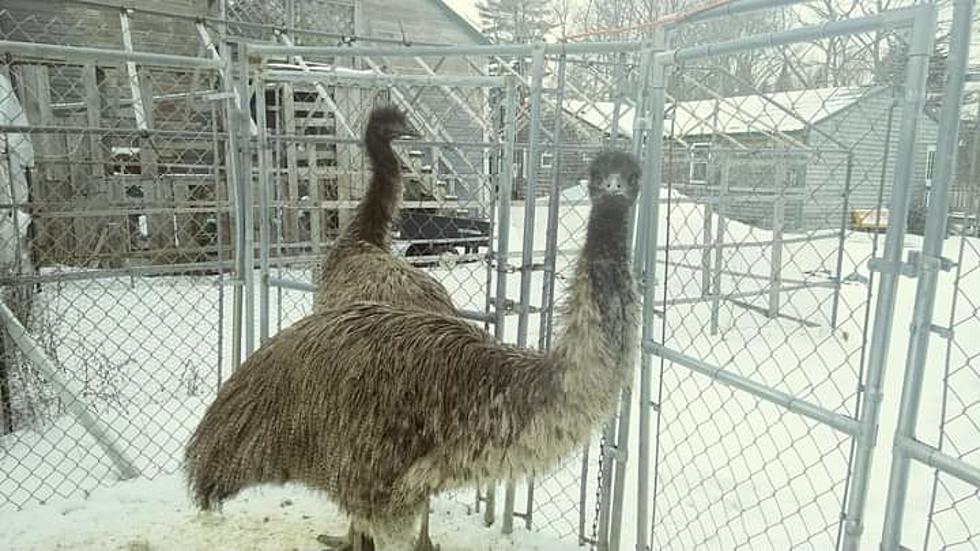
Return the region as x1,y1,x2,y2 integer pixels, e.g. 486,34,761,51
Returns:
601,174,627,197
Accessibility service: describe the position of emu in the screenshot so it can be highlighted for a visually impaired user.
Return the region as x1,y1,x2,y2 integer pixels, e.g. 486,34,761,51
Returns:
313,107,455,316
184,150,642,551
314,106,452,549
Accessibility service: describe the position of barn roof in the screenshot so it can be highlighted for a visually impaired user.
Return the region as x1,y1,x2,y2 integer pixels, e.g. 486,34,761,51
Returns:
429,0,490,45
565,86,884,138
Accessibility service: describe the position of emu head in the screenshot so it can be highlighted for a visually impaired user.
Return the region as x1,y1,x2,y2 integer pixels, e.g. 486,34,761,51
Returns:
588,150,641,208
365,106,419,142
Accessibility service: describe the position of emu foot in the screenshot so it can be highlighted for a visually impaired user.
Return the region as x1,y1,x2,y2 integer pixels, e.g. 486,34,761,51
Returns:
316,532,376,551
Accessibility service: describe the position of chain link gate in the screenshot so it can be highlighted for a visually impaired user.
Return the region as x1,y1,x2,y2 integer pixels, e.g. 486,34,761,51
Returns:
634,3,944,550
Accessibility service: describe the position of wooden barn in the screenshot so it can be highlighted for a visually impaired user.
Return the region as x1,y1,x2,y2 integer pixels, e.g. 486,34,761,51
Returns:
567,87,941,232
0,0,491,267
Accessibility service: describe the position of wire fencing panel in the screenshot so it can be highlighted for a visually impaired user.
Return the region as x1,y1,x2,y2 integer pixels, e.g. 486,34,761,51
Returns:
645,12,927,550
253,57,499,332
0,4,234,510
923,228,980,550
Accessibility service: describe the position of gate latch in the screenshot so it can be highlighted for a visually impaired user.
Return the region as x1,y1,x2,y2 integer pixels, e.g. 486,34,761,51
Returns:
867,250,956,278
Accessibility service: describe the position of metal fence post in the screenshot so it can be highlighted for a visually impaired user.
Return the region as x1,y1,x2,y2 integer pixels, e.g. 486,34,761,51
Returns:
221,41,244,369
504,43,546,535
254,72,271,344
236,43,256,358
831,153,854,329
486,75,519,529
527,51,569,531
841,5,936,550
880,0,973,548
633,37,667,551
769,163,785,319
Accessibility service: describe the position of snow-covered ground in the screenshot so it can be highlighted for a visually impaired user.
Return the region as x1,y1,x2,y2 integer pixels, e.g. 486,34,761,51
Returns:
0,195,977,550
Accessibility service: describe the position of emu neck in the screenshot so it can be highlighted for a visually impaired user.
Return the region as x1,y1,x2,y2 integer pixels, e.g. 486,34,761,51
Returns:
553,200,636,394
349,133,403,247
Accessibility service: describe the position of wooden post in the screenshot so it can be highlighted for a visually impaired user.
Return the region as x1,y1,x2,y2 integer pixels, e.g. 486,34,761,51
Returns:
282,85,300,247
15,65,74,265
81,64,103,177
333,85,362,233
308,127,322,255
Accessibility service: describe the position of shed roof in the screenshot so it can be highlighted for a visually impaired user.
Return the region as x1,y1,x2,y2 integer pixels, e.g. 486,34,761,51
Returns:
565,86,883,138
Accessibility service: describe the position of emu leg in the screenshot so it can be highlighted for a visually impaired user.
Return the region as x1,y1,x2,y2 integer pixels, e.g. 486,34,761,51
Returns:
412,500,440,551
316,524,375,551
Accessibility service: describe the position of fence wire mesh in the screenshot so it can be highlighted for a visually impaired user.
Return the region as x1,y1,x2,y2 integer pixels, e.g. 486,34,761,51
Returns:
922,204,980,550
647,21,924,550
0,3,232,510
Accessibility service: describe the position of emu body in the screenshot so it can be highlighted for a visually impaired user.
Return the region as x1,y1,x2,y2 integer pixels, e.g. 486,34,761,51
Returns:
184,150,641,548
315,106,450,549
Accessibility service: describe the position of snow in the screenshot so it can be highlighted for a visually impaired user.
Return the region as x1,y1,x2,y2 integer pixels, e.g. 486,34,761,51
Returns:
0,193,977,550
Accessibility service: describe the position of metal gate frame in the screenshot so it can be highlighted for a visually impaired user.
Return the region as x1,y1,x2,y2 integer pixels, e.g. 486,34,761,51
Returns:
879,0,980,549
636,3,941,551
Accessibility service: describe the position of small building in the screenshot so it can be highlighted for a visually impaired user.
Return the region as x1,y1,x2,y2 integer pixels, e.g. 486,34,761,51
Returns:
567,87,940,232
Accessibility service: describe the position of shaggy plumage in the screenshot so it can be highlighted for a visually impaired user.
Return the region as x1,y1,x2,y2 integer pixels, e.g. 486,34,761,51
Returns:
184,150,641,549
314,106,455,317
312,107,451,549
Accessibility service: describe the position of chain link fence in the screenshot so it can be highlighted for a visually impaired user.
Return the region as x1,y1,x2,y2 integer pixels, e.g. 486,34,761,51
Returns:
0,1,233,509
1,2,978,551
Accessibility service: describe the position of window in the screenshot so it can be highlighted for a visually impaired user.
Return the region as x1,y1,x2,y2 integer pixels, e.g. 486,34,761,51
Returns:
689,143,710,184
925,145,936,188
541,153,554,169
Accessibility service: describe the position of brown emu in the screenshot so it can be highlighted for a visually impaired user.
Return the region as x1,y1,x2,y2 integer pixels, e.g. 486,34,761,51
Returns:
183,150,641,550
313,106,455,316
313,106,450,549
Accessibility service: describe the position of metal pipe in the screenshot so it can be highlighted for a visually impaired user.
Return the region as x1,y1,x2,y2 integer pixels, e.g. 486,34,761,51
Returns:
880,1,973,548
609,36,667,551
831,154,854,329
0,302,139,479
237,44,256,358
247,39,650,59
486,76,520,528
254,74,271,344
841,6,937,550
266,278,495,323
662,5,922,64
643,341,861,437
632,43,670,551
504,44,547,535
526,52,570,531
681,0,812,24
896,437,980,490
0,39,222,69
221,43,244,370
261,70,506,88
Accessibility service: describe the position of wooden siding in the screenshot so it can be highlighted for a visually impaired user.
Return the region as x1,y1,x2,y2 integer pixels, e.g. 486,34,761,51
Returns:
807,90,938,231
